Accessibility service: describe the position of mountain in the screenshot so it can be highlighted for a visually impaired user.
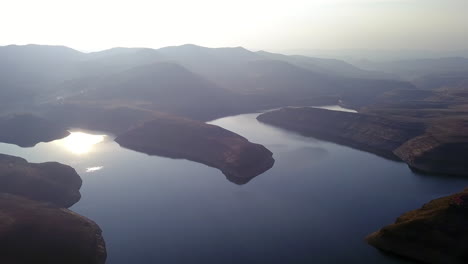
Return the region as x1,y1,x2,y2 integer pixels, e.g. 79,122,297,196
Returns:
282,48,468,61
196,58,413,107
154,44,264,92
256,50,391,79
151,45,413,107
0,44,415,119
0,45,85,107
76,48,167,77
56,62,238,120
353,57,468,82
412,71,468,90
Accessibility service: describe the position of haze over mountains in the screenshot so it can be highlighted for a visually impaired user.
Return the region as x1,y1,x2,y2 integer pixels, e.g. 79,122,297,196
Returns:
1,44,420,122
282,49,468,62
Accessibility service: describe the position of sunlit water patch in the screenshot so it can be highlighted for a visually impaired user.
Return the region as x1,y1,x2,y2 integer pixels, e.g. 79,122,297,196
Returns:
86,166,104,173
262,104,357,114
312,104,358,113
56,132,106,155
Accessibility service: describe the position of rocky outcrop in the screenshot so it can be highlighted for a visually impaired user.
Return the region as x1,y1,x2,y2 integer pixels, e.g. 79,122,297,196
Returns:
257,107,424,160
115,113,274,184
0,154,82,207
394,120,468,176
0,193,106,264
366,188,468,264
0,113,69,147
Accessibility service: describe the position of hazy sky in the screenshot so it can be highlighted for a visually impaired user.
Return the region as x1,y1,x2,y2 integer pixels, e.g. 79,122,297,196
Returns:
0,0,466,51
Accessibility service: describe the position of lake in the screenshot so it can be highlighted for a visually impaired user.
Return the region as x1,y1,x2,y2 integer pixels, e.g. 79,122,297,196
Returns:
0,109,467,263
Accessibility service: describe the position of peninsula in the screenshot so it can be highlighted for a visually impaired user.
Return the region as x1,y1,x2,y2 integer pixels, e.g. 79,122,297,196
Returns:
0,113,69,147
257,106,468,176
0,154,82,207
115,113,275,184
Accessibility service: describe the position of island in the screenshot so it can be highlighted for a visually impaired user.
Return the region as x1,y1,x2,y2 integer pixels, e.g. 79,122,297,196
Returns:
0,113,70,147
257,107,468,176
0,193,106,264
0,154,82,207
115,113,275,184
366,188,468,264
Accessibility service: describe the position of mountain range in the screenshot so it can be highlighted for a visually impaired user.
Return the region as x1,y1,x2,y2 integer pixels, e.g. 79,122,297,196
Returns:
1,44,421,122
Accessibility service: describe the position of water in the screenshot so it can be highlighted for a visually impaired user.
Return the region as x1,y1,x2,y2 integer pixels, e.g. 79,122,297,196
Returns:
267,104,358,113
0,110,467,263
313,105,358,113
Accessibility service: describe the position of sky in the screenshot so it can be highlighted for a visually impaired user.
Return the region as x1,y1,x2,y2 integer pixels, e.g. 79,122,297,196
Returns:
0,0,467,52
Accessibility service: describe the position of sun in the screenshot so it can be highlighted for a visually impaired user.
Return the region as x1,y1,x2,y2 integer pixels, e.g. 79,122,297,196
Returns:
57,132,106,155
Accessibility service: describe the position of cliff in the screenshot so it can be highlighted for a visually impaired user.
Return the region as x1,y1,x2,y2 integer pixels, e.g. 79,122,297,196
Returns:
394,119,468,176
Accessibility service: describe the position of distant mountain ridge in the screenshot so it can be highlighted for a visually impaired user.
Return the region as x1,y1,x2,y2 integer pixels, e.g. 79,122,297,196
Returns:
353,57,468,80
0,43,448,121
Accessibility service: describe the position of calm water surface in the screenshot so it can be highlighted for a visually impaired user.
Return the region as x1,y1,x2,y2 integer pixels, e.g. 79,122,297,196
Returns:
0,110,467,263
313,105,358,113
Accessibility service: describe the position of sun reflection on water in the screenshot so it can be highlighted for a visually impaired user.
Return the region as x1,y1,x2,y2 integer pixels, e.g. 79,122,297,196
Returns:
86,166,104,172
57,132,106,155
